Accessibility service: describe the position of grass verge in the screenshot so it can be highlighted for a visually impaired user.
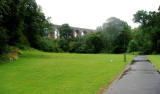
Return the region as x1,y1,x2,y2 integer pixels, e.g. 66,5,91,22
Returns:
147,55,160,70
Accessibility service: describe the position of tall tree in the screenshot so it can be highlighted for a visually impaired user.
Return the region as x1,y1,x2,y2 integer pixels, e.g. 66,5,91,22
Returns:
58,24,74,42
133,8,160,54
97,17,131,53
0,0,52,52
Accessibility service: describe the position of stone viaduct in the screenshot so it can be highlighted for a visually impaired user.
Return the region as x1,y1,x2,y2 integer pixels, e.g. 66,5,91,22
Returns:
52,24,95,39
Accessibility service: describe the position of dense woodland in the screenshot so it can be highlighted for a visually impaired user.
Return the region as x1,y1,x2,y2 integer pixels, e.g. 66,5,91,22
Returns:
0,0,160,57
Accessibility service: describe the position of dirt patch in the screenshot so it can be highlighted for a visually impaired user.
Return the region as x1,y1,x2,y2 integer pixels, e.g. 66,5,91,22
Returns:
0,47,22,62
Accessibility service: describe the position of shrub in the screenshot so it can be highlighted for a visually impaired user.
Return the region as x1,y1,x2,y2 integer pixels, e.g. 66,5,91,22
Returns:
36,38,56,52
69,42,82,53
0,46,22,62
56,37,69,52
84,33,103,53
127,39,138,52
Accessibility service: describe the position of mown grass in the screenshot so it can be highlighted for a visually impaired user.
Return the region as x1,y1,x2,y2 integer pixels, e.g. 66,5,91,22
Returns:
148,55,160,70
0,50,134,94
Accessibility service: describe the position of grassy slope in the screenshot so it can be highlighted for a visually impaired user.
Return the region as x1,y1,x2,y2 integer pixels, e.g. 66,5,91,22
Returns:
0,50,134,94
148,55,160,70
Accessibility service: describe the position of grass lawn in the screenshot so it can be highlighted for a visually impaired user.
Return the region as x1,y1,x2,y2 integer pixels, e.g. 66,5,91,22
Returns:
0,50,134,94
148,55,160,70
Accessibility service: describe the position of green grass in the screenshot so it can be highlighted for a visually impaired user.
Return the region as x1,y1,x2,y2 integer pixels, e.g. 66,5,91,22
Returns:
148,55,160,70
0,50,134,94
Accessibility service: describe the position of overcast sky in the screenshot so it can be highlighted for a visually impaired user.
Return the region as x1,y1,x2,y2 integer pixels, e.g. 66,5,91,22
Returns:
35,0,160,29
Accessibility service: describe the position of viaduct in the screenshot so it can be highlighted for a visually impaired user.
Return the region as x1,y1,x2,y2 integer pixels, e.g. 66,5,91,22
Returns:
50,24,96,39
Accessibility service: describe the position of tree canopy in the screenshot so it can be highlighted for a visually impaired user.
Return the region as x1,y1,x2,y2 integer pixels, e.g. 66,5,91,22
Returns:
0,0,52,54
130,7,160,54
97,17,131,53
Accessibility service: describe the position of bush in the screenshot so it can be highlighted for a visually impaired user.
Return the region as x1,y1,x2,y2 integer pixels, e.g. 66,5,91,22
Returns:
0,46,22,62
69,42,81,53
127,39,138,52
36,38,56,52
140,40,152,54
56,37,69,52
84,33,103,53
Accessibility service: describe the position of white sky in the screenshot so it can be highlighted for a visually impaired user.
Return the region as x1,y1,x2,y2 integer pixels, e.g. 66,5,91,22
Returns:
35,0,160,29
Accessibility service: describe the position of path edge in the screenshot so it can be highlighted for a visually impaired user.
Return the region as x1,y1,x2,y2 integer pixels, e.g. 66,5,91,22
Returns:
96,58,135,94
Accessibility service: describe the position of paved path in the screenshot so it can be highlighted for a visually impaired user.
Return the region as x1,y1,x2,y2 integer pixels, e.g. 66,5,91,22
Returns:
104,55,160,94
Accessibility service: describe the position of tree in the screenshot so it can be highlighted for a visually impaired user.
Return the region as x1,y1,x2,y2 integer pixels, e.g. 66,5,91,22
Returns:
113,25,131,53
97,17,132,53
84,33,103,53
127,39,138,52
0,27,8,54
58,24,74,42
0,0,53,54
133,8,160,54
133,10,149,25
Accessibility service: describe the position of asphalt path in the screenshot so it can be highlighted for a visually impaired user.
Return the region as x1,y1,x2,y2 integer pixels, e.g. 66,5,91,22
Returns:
104,55,160,94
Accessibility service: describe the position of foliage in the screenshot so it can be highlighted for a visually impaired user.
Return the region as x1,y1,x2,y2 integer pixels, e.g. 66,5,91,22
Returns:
97,17,132,53
56,37,69,52
58,24,74,42
0,27,8,54
36,38,56,52
127,39,138,52
132,7,160,54
69,41,82,53
67,32,103,53
84,33,103,53
0,0,52,55
0,46,22,62
53,17,131,54
1,0,159,55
